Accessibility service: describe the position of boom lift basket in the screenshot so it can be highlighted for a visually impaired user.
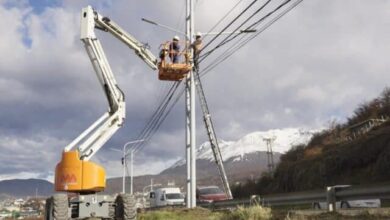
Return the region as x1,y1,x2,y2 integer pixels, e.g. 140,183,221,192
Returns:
157,42,192,81
158,61,191,81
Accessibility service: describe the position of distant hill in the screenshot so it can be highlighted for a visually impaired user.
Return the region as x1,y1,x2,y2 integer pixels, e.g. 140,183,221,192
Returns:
105,128,315,194
105,151,281,194
0,179,54,198
232,87,390,198
0,128,315,197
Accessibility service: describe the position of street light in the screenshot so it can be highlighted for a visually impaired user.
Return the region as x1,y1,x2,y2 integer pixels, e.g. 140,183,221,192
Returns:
142,18,186,36
110,139,144,194
141,17,256,37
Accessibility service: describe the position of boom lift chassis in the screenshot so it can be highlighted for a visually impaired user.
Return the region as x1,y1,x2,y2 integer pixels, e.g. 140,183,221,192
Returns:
45,6,157,220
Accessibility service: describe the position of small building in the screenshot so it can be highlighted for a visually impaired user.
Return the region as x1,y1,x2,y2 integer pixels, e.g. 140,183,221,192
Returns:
0,209,12,219
13,199,25,206
3,205,20,213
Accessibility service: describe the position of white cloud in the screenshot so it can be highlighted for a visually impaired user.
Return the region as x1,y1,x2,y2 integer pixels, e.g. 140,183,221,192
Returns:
0,133,67,180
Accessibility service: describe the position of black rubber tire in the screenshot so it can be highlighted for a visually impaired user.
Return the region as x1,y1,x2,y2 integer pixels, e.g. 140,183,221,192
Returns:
45,194,68,220
115,194,137,220
44,197,52,220
341,201,350,209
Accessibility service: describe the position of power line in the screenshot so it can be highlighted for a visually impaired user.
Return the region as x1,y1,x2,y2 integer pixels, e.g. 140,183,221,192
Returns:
133,82,177,141
200,0,292,63
134,84,185,154
132,82,180,149
144,0,304,127
200,0,304,77
131,81,184,154
129,0,304,156
203,0,246,41
129,81,181,154
199,0,273,62
201,0,258,52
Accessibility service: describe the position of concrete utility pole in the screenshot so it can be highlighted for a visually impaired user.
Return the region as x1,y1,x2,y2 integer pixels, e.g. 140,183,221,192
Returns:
263,137,276,173
130,149,134,195
122,140,143,194
186,0,196,208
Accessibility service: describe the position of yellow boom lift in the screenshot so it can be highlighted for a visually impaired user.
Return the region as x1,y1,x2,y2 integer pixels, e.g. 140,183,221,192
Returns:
45,5,162,220
46,4,230,220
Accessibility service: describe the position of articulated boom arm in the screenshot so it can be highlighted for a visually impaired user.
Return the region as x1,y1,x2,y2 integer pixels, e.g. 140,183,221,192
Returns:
64,6,157,161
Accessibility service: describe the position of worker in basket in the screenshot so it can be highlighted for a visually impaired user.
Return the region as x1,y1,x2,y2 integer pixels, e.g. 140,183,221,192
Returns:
157,36,192,81
192,32,203,57
169,35,181,63
191,32,203,68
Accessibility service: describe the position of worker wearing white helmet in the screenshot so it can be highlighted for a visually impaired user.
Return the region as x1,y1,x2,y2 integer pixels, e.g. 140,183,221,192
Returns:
192,32,203,58
169,36,181,63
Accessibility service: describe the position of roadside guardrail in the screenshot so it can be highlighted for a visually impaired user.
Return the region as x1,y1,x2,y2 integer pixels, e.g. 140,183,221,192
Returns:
199,182,390,212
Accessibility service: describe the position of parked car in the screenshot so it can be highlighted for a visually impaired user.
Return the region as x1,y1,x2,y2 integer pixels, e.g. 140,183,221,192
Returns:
196,186,229,203
312,185,381,209
313,199,381,209
149,187,185,207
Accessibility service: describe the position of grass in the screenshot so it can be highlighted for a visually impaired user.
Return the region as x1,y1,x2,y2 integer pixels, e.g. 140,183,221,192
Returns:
139,206,390,220
224,205,272,220
138,207,223,220
139,205,272,220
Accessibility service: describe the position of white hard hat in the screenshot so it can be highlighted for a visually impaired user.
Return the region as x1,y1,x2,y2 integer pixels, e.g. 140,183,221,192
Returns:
173,35,180,41
196,32,202,37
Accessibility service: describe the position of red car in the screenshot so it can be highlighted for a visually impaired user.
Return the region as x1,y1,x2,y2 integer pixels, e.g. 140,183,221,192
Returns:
196,186,229,203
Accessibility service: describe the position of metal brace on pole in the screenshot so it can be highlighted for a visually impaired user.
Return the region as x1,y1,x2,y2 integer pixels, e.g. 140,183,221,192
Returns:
326,186,336,212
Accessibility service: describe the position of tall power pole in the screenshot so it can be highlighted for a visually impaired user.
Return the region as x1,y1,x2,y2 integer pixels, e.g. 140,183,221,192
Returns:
263,137,276,173
186,0,196,208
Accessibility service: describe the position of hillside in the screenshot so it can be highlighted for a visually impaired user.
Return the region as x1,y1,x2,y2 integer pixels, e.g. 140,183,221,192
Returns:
268,122,390,193
0,128,313,197
105,151,281,194
105,128,314,193
0,179,53,198
233,87,390,197
171,128,315,168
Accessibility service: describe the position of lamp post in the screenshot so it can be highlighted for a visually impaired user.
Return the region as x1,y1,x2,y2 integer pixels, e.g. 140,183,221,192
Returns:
141,17,256,38
129,149,134,195
110,139,144,194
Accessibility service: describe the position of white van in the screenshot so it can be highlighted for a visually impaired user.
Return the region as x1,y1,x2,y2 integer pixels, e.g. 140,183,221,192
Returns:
149,187,185,207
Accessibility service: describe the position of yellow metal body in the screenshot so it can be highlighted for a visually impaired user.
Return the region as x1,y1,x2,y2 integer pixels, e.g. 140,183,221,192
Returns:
55,151,106,193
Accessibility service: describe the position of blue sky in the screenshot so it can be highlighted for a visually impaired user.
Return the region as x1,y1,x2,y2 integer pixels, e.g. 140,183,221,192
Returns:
4,0,61,13
28,0,61,13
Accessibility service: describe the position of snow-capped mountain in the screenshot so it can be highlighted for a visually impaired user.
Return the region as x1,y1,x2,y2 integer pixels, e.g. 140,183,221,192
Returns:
106,128,317,193
171,128,315,168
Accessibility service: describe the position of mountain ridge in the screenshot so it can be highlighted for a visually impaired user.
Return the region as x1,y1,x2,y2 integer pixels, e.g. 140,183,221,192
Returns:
0,127,316,197
171,127,316,168
0,178,53,198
